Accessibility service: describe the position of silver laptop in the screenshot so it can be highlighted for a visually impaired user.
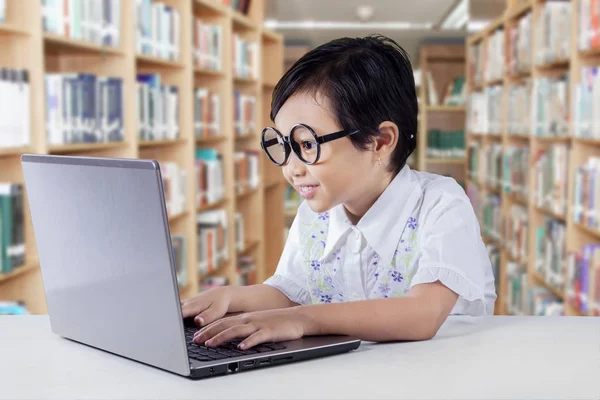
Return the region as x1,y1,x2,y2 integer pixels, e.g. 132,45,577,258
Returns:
21,154,360,379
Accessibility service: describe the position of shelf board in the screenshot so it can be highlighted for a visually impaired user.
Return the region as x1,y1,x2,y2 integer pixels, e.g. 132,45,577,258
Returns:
573,222,600,240
263,81,277,89
579,47,600,58
168,211,189,224
44,33,123,55
507,134,530,140
235,134,257,141
0,261,39,284
0,22,28,36
48,141,127,154
136,54,183,69
574,137,600,146
234,75,258,84
262,29,282,43
194,67,224,77
566,302,587,317
485,78,504,87
536,58,569,70
265,180,282,190
426,105,465,112
535,205,566,222
196,136,227,145
232,11,258,30
484,184,501,195
507,192,529,206
236,187,260,201
531,271,564,300
507,70,531,80
194,0,228,15
238,240,260,257
197,198,228,213
199,260,229,281
504,250,527,266
425,158,466,164
139,138,187,148
0,146,34,158
535,136,570,143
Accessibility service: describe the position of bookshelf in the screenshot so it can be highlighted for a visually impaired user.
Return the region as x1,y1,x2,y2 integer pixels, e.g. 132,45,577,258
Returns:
0,0,285,314
466,0,599,317
417,44,467,186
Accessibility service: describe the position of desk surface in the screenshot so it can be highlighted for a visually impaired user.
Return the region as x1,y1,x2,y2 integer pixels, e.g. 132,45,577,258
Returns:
0,316,599,400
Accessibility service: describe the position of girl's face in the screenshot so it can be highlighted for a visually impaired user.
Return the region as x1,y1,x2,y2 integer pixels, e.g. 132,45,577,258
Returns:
274,92,394,222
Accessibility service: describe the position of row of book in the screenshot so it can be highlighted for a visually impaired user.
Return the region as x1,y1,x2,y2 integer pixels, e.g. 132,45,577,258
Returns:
237,256,257,286
535,217,566,294
42,0,121,48
234,212,245,254
0,0,5,22
468,42,484,89
506,264,564,316
567,244,600,316
487,244,501,296
507,82,531,135
136,0,180,61
579,0,600,52
195,149,226,208
503,146,529,198
0,183,25,275
484,29,505,83
507,12,532,77
137,73,179,142
0,301,30,315
160,162,187,218
505,205,528,265
234,151,260,194
194,18,222,72
0,68,30,149
426,130,465,159
574,157,600,229
533,145,569,216
425,73,466,107
467,85,503,135
233,35,259,80
234,92,256,137
197,209,229,276
468,143,500,188
574,66,600,139
532,76,569,138
482,195,502,241
45,73,124,146
535,1,571,66
195,88,221,139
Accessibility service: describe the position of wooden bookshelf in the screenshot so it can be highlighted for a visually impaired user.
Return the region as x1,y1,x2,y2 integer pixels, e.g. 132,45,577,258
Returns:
0,0,284,314
466,0,598,317
417,44,467,186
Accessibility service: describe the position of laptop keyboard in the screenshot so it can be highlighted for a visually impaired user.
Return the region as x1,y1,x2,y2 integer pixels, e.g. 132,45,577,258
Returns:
184,326,286,362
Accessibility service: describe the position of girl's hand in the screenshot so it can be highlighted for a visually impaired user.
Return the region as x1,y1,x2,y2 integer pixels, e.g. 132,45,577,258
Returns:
193,308,309,350
181,286,232,327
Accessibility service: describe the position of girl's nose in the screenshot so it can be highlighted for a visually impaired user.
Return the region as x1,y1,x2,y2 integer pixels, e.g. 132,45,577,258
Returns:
283,151,306,177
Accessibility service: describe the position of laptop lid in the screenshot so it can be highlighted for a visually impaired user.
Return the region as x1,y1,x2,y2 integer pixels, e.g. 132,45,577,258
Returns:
21,155,190,377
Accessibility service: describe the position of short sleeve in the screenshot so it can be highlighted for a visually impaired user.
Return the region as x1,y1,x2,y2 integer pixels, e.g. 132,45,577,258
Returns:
411,191,497,316
264,215,312,305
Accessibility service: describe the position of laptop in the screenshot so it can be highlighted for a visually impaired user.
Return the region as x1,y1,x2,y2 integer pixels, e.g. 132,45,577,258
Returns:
21,154,361,379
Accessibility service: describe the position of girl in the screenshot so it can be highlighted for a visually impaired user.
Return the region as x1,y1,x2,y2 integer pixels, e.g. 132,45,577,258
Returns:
182,34,497,350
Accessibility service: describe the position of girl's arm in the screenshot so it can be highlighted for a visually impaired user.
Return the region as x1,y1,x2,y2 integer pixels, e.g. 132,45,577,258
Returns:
228,284,299,312
193,281,459,348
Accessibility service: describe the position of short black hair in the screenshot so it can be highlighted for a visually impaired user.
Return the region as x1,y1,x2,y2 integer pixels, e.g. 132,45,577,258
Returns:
270,34,418,175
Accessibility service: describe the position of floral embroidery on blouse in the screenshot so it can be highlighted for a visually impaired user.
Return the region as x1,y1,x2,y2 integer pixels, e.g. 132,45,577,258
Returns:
300,213,420,304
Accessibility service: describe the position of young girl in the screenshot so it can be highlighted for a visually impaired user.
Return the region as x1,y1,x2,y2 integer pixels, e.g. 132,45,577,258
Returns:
182,34,497,350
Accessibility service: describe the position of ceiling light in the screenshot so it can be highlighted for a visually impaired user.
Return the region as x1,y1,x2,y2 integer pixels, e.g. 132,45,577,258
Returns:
441,0,469,30
264,20,433,30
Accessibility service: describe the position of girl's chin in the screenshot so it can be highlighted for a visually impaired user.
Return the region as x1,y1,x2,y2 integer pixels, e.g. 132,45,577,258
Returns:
305,198,333,214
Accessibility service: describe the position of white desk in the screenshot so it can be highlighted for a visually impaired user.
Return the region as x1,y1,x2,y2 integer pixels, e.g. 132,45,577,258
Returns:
0,316,598,400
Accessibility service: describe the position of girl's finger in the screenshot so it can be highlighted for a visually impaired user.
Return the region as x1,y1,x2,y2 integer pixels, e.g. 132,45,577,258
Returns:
205,324,257,348
238,329,271,350
193,317,237,343
181,299,210,319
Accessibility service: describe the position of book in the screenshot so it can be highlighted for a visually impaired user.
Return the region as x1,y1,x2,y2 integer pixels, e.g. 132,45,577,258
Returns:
197,209,229,276
194,88,221,139
536,1,572,66
467,85,502,135
42,0,121,47
426,130,465,159
484,144,503,190
0,69,30,149
234,212,244,253
573,157,600,229
45,73,124,145
232,34,259,79
535,216,567,292
483,194,502,241
574,66,600,139
506,205,528,264
193,18,222,71
233,91,256,137
532,76,569,137
195,148,225,207
503,146,529,198
533,145,569,216
468,41,484,88
507,11,532,76
579,0,600,52
484,28,505,83
486,244,501,295
160,162,187,218
136,0,180,61
136,73,179,141
442,76,466,106
0,183,25,275
567,244,600,315
507,81,531,135
234,151,260,194
237,255,256,286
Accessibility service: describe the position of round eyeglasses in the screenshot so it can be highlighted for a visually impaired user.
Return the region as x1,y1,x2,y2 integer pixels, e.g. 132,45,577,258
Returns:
260,123,359,166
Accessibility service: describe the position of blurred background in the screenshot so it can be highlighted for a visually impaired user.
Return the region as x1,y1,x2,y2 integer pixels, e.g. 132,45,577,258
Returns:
0,0,596,320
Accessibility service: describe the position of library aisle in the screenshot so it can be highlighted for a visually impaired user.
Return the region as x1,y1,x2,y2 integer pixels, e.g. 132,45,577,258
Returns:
0,0,285,314
467,0,600,317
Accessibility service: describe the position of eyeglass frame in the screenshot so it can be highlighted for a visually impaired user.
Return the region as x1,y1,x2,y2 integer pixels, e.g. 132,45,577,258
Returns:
260,123,359,166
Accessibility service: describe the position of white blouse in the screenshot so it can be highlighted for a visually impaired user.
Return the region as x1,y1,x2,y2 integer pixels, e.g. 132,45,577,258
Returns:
265,165,497,316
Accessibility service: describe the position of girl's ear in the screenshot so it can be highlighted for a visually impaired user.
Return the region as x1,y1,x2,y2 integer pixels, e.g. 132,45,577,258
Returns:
374,121,399,158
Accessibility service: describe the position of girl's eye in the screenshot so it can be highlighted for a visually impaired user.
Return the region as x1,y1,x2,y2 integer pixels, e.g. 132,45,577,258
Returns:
301,141,316,150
